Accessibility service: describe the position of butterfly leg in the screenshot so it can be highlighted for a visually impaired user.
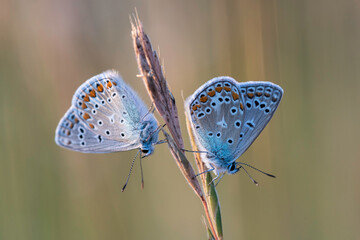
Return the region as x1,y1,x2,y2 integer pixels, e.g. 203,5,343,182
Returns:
208,171,220,185
141,102,155,122
181,149,216,158
155,139,168,145
192,167,215,179
214,172,226,187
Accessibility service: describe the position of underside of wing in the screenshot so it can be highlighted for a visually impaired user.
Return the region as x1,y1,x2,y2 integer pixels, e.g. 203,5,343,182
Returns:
55,107,139,153
55,70,158,153
185,77,245,161
234,81,283,157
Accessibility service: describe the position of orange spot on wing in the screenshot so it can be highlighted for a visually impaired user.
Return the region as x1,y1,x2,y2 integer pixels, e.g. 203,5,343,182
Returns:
89,89,96,98
106,81,112,88
83,94,90,102
89,123,94,129
224,86,231,92
192,104,201,111
247,93,254,98
215,87,222,93
240,103,244,111
232,91,239,100
256,92,262,97
264,93,270,97
208,90,216,97
66,130,70,136
69,122,74,129
191,111,194,115
112,81,117,86
83,113,90,120
97,83,104,92
200,95,208,103
74,118,79,123
81,103,87,109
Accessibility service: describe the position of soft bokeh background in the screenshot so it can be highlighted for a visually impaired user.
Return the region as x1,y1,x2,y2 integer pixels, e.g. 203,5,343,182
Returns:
1,0,360,239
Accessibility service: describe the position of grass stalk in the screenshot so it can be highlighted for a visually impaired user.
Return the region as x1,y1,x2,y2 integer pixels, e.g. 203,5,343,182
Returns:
130,12,222,239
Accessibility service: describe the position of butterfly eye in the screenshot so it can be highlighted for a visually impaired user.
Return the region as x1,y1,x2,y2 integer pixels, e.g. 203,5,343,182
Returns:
141,149,149,154
228,162,239,174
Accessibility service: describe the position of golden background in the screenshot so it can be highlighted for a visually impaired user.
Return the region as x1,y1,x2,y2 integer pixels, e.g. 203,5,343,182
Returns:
1,0,359,239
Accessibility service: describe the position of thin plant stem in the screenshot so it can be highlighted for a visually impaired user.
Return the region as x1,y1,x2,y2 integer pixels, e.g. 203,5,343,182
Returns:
130,11,222,240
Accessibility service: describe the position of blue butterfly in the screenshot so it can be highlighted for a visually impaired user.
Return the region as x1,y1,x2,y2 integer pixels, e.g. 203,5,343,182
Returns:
55,70,159,157
185,77,283,183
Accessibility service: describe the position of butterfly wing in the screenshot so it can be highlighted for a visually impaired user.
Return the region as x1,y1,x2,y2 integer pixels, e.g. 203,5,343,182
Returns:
55,107,138,153
185,77,246,163
55,70,157,153
233,82,283,157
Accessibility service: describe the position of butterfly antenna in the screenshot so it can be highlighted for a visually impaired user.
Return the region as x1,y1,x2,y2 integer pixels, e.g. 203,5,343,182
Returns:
122,149,141,192
237,162,276,178
139,151,145,189
240,166,259,186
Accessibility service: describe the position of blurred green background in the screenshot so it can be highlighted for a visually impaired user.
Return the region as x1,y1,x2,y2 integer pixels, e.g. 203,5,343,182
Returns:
1,0,359,239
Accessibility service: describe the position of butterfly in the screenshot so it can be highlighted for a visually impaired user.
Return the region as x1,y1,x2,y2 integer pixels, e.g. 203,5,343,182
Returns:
55,70,159,157
185,76,283,182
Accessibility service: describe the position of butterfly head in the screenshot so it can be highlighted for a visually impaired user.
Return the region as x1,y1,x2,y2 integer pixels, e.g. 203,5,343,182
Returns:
227,162,240,174
139,121,159,157
140,146,154,157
